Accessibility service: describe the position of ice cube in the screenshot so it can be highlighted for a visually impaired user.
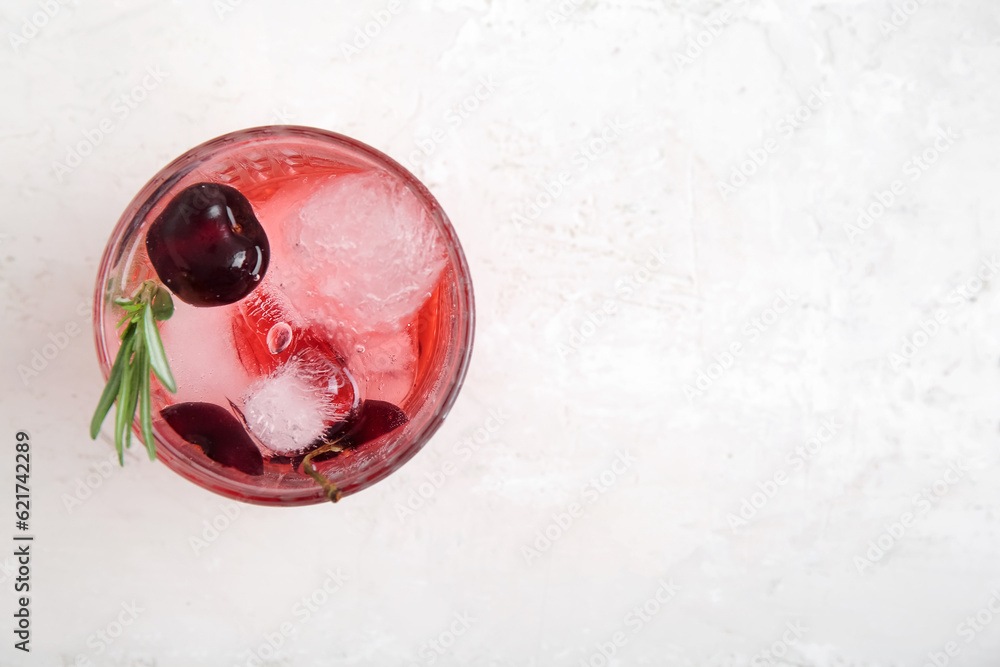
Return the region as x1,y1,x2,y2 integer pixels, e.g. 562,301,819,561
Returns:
344,328,417,406
278,171,447,334
241,353,357,456
233,281,303,379
158,300,250,407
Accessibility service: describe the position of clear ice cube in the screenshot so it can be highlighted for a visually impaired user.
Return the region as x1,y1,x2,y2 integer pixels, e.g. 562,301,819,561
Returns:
278,171,447,334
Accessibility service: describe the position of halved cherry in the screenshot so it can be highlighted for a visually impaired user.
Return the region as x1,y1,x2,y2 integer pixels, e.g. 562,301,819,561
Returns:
327,400,408,451
146,183,269,307
161,402,264,476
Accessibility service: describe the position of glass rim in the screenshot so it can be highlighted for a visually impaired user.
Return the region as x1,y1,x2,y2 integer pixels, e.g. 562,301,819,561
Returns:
92,125,475,506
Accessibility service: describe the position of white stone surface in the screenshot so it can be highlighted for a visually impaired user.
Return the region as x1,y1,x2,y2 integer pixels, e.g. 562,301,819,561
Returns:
1,0,1000,665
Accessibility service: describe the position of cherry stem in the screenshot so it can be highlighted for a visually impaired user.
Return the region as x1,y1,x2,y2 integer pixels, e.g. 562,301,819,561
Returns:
301,437,345,503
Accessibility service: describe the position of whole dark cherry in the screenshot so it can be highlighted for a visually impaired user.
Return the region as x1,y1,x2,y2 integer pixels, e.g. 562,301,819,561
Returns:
146,183,269,307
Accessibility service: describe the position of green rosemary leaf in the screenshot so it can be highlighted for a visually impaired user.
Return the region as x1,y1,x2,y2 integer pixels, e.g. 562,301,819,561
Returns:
90,332,130,439
114,334,135,465
143,303,176,392
139,339,157,461
122,327,143,451
151,286,174,321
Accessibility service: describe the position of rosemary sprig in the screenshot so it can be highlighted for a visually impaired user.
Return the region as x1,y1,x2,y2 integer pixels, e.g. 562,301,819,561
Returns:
90,280,177,464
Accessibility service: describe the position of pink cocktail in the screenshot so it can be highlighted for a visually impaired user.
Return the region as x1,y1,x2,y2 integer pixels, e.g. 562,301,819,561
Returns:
93,126,474,506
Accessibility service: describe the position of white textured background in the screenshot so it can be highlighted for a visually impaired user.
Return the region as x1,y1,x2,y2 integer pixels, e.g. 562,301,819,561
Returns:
1,1,1000,665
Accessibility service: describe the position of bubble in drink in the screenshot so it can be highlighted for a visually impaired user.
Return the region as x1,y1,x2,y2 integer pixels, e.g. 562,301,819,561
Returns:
267,322,293,354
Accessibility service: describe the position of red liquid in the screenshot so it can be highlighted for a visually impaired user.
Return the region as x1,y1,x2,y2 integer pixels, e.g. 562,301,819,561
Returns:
94,127,474,505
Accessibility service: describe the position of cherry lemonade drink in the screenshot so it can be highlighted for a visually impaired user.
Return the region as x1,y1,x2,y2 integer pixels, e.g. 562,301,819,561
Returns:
92,126,474,506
